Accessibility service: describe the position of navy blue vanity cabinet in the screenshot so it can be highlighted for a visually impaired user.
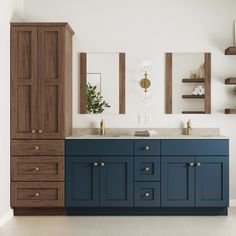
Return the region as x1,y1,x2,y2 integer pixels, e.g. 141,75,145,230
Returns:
195,156,229,207
66,140,134,207
100,156,133,207
134,140,161,207
161,156,195,207
66,156,100,207
161,140,229,208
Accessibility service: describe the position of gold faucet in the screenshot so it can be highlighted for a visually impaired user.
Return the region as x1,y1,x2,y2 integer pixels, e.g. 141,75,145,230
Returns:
186,119,192,135
100,119,105,136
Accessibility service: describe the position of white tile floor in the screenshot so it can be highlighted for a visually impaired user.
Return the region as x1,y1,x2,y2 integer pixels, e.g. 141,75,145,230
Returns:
1,208,236,236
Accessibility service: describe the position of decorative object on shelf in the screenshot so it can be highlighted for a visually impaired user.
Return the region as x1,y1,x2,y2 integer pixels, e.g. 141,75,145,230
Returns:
139,61,153,105
86,82,110,114
191,70,197,79
192,85,205,95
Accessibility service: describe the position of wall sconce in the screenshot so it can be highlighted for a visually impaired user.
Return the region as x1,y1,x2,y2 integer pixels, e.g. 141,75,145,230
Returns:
139,61,153,105
140,61,152,93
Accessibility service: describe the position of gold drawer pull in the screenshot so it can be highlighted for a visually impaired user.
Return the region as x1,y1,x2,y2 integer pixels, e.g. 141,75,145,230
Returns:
35,192,40,197
32,130,36,134
145,192,150,197
145,166,150,172
188,162,194,167
35,167,40,171
35,146,39,150
38,130,43,134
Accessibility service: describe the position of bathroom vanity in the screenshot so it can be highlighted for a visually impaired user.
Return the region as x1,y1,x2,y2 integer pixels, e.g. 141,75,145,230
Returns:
65,137,229,215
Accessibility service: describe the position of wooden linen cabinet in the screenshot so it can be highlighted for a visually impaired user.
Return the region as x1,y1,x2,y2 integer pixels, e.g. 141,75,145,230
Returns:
10,23,74,215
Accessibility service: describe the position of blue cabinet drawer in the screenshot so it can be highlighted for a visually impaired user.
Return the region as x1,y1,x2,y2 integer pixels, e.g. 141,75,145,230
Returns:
134,182,160,207
134,140,160,156
65,139,133,156
135,156,160,181
161,140,229,156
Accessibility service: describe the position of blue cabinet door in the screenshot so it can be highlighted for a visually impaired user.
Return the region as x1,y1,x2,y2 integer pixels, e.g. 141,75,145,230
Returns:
161,156,195,207
100,156,133,207
195,156,229,207
66,156,100,207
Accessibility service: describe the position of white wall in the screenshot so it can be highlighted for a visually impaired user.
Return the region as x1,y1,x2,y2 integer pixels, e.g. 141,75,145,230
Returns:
0,0,24,223
23,0,236,199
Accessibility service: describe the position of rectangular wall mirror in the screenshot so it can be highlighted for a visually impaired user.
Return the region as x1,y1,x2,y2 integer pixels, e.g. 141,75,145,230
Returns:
80,52,125,114
166,52,211,114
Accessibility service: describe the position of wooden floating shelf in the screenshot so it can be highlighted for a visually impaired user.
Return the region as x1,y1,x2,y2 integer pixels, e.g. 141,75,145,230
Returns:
182,78,205,83
225,47,236,55
182,95,205,99
225,109,236,114
182,111,205,114
225,78,236,84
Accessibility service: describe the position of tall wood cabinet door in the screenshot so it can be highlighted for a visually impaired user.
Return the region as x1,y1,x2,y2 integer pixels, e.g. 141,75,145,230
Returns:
195,156,229,207
161,156,195,207
11,27,38,139
37,27,64,139
100,156,133,207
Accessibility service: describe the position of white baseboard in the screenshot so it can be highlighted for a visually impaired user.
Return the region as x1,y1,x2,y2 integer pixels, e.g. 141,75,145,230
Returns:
0,210,13,228
230,199,236,207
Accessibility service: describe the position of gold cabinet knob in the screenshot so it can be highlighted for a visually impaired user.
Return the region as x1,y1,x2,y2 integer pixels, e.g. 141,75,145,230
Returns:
93,162,98,167
32,129,36,134
196,162,201,167
38,130,43,134
35,146,39,150
189,162,194,167
35,167,40,171
100,162,105,167
145,166,150,171
145,146,150,150
145,192,150,197
35,192,40,197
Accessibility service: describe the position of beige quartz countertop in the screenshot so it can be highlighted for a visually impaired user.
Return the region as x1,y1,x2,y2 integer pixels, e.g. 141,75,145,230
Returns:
66,128,228,139
66,135,228,139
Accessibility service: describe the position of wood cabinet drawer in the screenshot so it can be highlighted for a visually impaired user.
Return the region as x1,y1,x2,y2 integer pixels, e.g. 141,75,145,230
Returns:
134,182,160,207
161,140,229,156
11,156,64,181
135,156,160,181
11,140,64,156
11,182,64,207
134,140,160,156
65,139,133,155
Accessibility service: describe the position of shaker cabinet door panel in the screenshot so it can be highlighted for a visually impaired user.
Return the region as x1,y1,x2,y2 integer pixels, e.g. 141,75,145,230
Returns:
195,156,229,207
11,27,38,139
37,27,64,139
161,156,195,207
100,156,133,207
66,156,100,207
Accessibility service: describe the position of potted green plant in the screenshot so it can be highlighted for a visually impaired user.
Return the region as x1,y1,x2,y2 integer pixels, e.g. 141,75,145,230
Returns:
86,82,110,114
